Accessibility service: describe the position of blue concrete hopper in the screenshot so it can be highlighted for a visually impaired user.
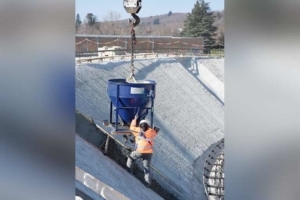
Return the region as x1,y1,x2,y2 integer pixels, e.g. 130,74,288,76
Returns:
107,79,156,131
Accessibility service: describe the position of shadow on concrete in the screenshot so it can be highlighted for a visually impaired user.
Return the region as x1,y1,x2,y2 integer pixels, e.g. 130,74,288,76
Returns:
82,60,130,72
75,110,107,148
176,57,224,106
76,110,179,200
134,59,179,81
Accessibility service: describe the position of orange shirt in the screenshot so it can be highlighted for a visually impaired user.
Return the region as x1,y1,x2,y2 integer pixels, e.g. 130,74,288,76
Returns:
130,119,157,153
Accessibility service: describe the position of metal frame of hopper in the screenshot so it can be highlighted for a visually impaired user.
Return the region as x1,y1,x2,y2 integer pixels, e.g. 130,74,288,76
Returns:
103,83,155,134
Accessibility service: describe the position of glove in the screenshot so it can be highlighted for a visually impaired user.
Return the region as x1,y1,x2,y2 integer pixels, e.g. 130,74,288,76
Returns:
154,126,160,133
123,135,129,143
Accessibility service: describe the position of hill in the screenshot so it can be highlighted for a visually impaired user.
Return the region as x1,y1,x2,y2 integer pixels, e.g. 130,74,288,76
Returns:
116,12,187,36
77,11,224,43
129,12,187,28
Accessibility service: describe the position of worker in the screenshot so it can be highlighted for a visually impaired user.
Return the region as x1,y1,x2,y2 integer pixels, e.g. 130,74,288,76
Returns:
126,116,158,187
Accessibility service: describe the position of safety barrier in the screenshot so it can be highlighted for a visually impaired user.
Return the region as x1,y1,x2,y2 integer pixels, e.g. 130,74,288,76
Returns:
75,35,206,54
75,52,224,65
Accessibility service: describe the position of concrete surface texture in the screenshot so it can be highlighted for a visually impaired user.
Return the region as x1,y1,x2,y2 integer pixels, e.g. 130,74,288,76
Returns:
181,57,224,103
76,57,224,199
198,58,224,82
76,134,163,200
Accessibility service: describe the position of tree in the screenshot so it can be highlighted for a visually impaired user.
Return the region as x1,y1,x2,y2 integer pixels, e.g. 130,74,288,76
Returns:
85,13,98,26
102,10,121,35
215,24,224,45
218,29,224,45
153,18,160,25
75,14,82,31
168,11,173,16
181,0,217,47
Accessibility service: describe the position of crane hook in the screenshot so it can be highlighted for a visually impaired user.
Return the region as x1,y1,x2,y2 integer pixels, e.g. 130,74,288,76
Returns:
129,13,140,27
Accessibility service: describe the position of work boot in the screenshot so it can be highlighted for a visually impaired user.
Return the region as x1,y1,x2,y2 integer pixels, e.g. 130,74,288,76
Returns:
143,180,151,188
126,167,133,174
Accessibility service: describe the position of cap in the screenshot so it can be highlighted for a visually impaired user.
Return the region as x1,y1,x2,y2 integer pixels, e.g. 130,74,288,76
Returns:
139,119,149,125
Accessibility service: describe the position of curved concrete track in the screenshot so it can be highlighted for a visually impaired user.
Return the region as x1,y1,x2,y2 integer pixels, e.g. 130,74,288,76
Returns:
203,138,225,199
76,57,224,199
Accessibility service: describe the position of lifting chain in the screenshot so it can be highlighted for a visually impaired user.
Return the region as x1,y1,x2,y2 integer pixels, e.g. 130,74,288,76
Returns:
127,14,139,83
129,25,136,82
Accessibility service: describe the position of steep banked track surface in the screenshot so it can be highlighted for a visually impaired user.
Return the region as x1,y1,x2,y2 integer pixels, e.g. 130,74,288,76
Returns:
76,57,224,199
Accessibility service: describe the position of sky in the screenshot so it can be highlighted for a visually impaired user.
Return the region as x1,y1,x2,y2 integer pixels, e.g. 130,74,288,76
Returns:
76,0,224,20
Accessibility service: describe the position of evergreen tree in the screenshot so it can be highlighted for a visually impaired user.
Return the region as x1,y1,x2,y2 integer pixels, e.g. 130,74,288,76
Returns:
168,11,173,16
181,0,217,47
86,13,98,26
75,14,82,30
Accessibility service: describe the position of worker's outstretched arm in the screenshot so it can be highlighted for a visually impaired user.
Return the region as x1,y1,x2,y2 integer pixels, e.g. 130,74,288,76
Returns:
130,116,140,136
130,118,137,128
112,118,137,135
